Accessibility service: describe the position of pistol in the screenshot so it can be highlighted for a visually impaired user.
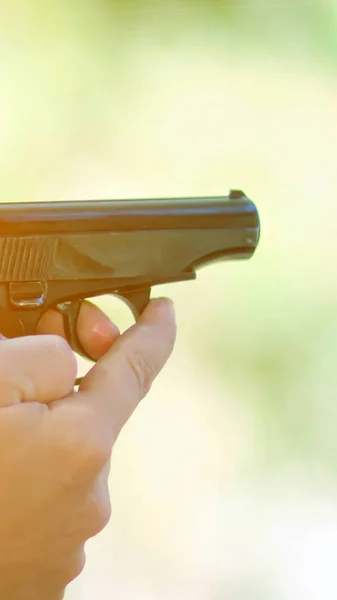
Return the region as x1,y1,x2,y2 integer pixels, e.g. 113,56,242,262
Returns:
0,190,260,363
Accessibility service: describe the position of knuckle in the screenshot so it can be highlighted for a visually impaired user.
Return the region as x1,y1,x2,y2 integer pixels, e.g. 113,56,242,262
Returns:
44,334,69,356
51,407,112,487
53,335,77,368
61,548,87,584
44,548,87,588
52,334,71,352
42,336,77,391
85,442,111,477
127,349,156,397
86,488,112,537
68,441,110,486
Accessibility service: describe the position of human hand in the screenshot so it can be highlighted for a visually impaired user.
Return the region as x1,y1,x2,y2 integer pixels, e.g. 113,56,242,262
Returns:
0,298,176,600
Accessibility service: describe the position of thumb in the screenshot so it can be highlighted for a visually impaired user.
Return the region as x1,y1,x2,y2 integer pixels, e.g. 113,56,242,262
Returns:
61,298,176,440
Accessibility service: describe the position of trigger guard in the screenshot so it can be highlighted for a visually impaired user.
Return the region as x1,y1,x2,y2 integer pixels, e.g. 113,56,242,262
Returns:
115,288,151,319
55,288,151,387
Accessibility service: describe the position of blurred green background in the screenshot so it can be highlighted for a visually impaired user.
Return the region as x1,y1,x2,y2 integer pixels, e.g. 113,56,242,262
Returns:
1,1,337,599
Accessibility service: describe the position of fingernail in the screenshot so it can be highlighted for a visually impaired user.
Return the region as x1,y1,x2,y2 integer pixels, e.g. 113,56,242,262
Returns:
92,320,120,340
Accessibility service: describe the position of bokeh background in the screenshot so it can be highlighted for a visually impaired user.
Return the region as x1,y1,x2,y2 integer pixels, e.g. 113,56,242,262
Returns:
1,1,337,598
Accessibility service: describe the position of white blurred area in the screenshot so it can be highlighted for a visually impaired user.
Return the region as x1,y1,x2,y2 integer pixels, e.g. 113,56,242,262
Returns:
1,3,337,599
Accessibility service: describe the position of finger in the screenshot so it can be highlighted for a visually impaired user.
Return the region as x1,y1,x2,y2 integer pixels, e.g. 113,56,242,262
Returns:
53,298,176,440
37,301,120,360
76,301,120,359
0,335,77,407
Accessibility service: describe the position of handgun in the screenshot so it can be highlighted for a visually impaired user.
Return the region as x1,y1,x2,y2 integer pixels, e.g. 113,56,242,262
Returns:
0,190,260,364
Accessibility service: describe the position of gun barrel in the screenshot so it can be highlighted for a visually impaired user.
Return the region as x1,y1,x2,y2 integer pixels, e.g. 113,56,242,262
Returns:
0,191,259,235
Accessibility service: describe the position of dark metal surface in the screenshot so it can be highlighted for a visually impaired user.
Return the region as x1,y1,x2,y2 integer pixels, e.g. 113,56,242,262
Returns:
0,191,258,234
0,191,261,362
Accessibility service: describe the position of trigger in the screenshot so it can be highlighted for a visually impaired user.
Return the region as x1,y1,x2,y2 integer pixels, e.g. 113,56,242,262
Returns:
56,300,88,386
118,288,151,320
56,300,84,354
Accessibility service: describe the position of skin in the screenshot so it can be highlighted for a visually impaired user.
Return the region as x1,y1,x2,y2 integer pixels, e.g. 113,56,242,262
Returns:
0,298,176,600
